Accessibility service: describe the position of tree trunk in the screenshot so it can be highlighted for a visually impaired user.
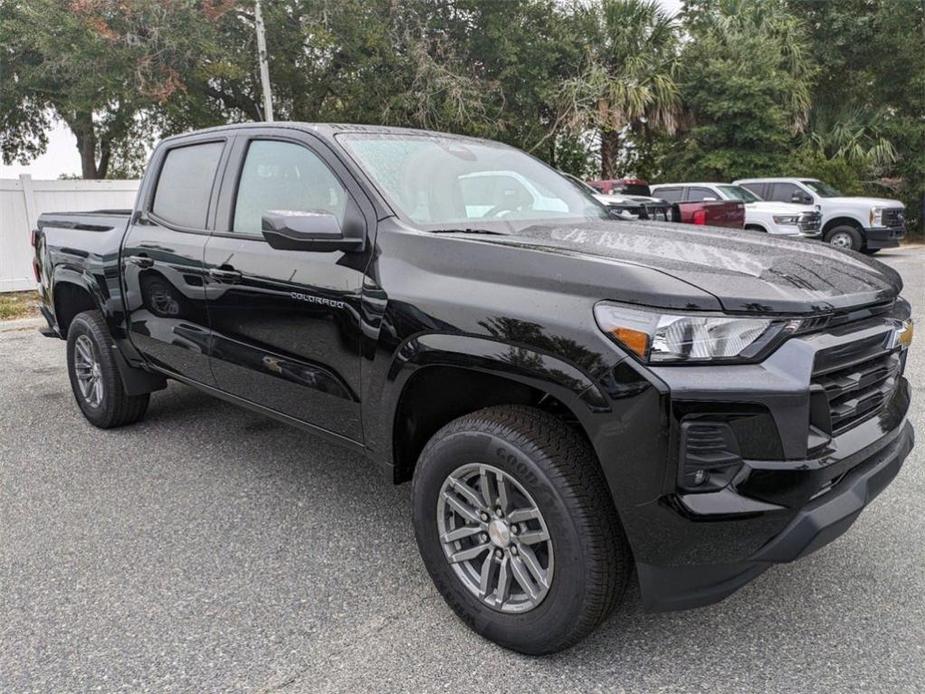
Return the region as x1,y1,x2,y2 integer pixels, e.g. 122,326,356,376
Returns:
599,128,620,179
71,111,100,179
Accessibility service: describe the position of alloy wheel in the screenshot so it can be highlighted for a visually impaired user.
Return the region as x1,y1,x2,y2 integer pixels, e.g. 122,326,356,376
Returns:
73,334,104,407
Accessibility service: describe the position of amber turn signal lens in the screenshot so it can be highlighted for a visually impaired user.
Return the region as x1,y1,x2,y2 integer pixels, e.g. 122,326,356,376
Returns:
610,327,650,358
898,320,914,349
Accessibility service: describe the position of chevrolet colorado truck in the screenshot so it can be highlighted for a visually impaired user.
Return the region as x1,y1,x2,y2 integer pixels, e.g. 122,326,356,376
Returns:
735,177,906,252
34,123,915,655
651,182,822,237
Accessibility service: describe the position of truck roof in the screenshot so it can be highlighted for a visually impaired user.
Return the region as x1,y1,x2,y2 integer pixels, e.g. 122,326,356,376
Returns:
733,177,820,184
158,121,494,147
651,182,730,188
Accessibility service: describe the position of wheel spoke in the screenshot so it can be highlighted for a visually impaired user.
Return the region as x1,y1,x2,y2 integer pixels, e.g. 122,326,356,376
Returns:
441,524,481,543
494,555,511,606
516,544,549,589
509,555,538,600
449,477,486,512
496,475,510,513
92,378,103,405
478,551,495,597
506,507,539,524
448,542,490,564
479,466,494,508
442,491,481,525
517,528,549,545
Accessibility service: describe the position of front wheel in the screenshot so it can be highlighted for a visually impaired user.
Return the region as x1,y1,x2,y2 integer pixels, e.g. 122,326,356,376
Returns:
825,225,863,251
66,310,150,428
412,405,631,654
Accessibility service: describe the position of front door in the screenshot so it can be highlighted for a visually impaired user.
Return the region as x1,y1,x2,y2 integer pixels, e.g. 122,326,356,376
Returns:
122,138,227,384
203,135,370,442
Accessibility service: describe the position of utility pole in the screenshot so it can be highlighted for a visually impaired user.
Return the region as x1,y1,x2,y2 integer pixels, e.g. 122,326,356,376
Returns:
254,0,274,121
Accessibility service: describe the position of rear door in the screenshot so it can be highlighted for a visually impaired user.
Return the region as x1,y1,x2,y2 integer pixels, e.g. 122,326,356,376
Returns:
202,128,374,442
122,135,229,383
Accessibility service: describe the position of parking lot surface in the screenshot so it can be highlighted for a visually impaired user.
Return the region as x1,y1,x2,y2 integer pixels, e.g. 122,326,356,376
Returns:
1,246,923,693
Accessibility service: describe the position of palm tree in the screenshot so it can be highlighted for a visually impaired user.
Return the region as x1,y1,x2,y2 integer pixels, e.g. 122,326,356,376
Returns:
557,0,681,178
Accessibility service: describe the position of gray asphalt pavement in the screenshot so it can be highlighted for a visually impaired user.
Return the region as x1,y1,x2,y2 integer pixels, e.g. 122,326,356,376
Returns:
1,246,923,693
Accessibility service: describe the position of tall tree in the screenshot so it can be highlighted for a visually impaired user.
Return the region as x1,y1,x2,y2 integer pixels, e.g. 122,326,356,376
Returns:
663,0,814,181
555,0,681,178
0,0,235,178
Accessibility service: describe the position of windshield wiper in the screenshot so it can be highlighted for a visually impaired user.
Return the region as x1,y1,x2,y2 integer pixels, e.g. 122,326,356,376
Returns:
429,228,509,236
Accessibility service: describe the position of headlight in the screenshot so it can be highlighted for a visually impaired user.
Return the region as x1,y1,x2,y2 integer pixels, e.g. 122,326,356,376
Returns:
594,303,803,363
870,207,883,226
772,215,800,224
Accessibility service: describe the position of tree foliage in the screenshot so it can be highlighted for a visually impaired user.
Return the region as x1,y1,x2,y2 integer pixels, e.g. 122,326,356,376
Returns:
1,0,922,234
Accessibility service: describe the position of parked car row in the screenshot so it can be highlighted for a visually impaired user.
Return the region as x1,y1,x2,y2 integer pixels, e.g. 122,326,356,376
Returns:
586,176,906,254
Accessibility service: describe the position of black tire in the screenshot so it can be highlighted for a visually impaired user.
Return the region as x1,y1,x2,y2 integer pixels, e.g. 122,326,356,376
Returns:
412,405,631,654
745,224,767,233
66,310,150,428
825,225,863,251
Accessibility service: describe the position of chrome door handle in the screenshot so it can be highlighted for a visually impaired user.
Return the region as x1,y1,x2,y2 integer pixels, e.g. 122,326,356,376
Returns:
126,255,154,269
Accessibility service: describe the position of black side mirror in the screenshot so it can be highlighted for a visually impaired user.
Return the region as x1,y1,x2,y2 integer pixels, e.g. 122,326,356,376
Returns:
261,208,365,253
791,192,812,204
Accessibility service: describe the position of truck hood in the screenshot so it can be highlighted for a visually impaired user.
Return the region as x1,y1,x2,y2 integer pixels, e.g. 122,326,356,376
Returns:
468,219,902,314
824,196,904,209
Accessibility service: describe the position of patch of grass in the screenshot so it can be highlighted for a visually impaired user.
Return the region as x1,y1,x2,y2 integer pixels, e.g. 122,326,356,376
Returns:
0,291,40,321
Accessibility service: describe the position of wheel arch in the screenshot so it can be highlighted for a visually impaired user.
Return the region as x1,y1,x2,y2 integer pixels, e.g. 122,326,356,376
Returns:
51,269,104,336
822,215,865,235
383,334,611,485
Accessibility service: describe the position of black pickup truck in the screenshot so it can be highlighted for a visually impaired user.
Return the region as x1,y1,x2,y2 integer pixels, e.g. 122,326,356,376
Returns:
34,123,914,655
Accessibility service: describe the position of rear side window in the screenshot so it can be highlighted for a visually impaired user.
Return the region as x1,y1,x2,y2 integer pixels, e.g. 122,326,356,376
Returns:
655,187,684,202
768,182,802,203
151,141,224,229
233,140,348,234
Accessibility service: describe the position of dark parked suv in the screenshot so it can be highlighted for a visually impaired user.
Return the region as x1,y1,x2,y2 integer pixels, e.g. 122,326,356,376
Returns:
34,123,915,654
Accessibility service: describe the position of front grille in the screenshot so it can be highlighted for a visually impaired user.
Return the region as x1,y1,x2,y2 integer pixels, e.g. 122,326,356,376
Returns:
798,211,821,234
882,207,905,228
812,338,901,435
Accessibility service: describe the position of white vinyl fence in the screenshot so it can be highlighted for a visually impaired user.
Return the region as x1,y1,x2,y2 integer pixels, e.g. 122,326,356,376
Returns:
0,175,140,292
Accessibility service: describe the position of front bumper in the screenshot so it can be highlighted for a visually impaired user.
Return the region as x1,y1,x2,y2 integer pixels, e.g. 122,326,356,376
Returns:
595,306,915,612
638,415,913,611
865,224,906,249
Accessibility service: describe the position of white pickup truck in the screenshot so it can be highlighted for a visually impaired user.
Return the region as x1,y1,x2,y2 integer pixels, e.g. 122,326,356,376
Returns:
734,177,907,253
651,182,821,237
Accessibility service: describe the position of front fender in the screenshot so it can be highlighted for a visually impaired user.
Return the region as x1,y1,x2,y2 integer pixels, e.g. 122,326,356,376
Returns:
388,333,611,413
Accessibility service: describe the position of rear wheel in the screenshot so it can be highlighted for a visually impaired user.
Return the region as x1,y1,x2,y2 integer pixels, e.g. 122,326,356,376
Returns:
66,310,149,428
825,225,863,251
412,405,631,654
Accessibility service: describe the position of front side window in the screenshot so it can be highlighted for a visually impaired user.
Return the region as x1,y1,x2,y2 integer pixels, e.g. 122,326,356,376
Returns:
338,134,605,228
718,185,761,203
152,141,224,228
740,182,767,199
233,140,348,234
801,180,842,198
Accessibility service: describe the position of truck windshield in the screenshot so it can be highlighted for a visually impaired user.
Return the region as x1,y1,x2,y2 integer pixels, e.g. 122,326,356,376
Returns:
338,134,607,228
801,180,842,197
718,185,761,203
